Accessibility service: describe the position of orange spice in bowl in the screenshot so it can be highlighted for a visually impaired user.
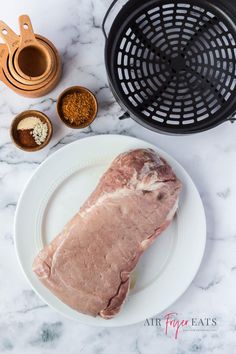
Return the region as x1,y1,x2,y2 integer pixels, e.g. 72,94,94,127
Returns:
57,86,98,129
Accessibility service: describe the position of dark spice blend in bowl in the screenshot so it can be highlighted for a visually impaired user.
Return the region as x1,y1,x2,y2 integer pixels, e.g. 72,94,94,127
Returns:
11,110,53,152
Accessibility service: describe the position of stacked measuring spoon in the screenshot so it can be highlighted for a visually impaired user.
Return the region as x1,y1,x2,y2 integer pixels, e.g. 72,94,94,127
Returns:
0,15,61,97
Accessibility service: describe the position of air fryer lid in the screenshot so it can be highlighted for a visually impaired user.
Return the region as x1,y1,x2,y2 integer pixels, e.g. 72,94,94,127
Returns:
104,0,236,133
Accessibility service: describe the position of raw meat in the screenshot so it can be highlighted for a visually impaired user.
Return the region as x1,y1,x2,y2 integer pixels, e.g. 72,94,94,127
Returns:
33,149,182,318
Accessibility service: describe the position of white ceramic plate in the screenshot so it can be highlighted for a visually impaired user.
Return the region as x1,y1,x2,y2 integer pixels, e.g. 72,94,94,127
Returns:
15,135,206,327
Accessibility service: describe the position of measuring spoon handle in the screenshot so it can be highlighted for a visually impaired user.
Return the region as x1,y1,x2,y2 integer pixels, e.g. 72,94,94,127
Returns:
18,15,37,48
0,43,7,62
0,21,19,55
0,44,9,83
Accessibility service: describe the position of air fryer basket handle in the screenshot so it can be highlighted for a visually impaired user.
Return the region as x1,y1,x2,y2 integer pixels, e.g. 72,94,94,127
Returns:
102,0,120,40
228,116,236,123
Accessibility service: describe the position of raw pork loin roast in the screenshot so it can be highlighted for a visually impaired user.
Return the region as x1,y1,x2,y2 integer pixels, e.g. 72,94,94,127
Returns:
33,149,182,319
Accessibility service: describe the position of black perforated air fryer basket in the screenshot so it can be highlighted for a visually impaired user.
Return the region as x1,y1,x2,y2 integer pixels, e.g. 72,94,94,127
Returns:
102,0,236,134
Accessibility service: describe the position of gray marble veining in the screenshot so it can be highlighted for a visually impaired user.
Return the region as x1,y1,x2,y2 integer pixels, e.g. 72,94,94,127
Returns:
0,0,236,353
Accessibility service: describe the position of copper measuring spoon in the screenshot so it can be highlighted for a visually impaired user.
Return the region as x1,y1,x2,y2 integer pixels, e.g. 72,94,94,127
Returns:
0,42,56,89
0,19,53,85
0,37,61,97
15,15,53,81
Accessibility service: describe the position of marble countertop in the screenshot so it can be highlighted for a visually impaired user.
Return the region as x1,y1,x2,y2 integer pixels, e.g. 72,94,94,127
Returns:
0,0,236,353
